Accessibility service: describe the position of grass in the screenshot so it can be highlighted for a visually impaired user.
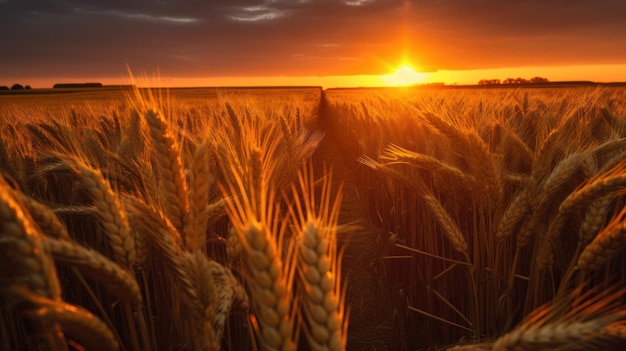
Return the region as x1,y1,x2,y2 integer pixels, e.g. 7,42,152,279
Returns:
1,85,626,350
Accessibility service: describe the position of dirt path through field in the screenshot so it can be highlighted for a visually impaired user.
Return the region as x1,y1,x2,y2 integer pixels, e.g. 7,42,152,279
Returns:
311,91,394,349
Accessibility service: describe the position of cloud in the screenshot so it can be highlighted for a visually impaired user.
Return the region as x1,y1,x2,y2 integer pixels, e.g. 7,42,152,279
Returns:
345,0,375,6
0,0,625,81
229,5,286,22
74,8,200,24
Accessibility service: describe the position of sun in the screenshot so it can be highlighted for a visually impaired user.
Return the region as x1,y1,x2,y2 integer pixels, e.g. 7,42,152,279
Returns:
382,65,427,86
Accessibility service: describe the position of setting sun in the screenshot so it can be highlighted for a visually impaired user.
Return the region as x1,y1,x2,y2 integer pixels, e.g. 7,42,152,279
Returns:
382,65,427,86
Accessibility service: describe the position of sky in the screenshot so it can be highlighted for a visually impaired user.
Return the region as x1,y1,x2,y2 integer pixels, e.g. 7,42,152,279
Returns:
1,0,626,88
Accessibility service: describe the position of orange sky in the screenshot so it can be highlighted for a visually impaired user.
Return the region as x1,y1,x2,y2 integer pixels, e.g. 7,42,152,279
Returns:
2,1,626,88
21,64,626,89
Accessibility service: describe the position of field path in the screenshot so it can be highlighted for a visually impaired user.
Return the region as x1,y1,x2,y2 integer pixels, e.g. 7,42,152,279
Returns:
311,91,395,349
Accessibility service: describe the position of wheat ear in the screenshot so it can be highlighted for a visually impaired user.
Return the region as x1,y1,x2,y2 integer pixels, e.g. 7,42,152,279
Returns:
221,148,297,351
293,166,347,351
45,237,142,305
421,190,468,256
0,177,61,299
207,258,249,341
535,213,568,270
184,141,214,251
59,155,136,268
457,285,626,350
181,248,249,347
241,219,296,351
577,206,626,272
124,196,204,313
183,250,220,351
419,111,502,206
560,174,626,214
578,196,613,245
517,152,584,248
492,287,626,350
16,193,70,240
126,196,218,350
496,190,531,241
493,320,621,350
590,137,626,171
20,291,119,351
144,109,189,234
0,177,66,348
499,126,534,172
376,144,478,194
559,157,626,214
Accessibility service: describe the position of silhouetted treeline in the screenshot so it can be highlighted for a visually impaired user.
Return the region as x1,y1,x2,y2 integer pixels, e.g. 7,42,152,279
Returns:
53,83,103,88
478,77,549,85
0,84,31,90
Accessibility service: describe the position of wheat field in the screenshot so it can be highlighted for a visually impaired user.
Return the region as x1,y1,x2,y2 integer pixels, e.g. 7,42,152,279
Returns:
1,85,626,350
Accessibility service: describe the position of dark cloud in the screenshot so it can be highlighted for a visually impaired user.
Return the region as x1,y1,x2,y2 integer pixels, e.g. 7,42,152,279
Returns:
1,0,625,81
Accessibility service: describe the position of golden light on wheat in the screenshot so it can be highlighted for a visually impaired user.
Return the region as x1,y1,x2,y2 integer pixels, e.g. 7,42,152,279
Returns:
1,84,626,350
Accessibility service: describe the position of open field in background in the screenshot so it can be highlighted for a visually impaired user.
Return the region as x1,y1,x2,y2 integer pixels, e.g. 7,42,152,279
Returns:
2,85,626,350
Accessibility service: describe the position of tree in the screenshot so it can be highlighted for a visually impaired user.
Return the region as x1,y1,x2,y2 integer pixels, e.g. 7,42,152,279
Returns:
478,79,501,85
0,86,8,91
501,77,549,84
10,83,24,90
25,85,31,90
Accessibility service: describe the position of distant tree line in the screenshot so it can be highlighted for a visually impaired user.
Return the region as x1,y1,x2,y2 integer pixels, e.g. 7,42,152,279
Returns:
0,84,31,90
53,82,103,88
1,82,133,90
478,77,549,85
